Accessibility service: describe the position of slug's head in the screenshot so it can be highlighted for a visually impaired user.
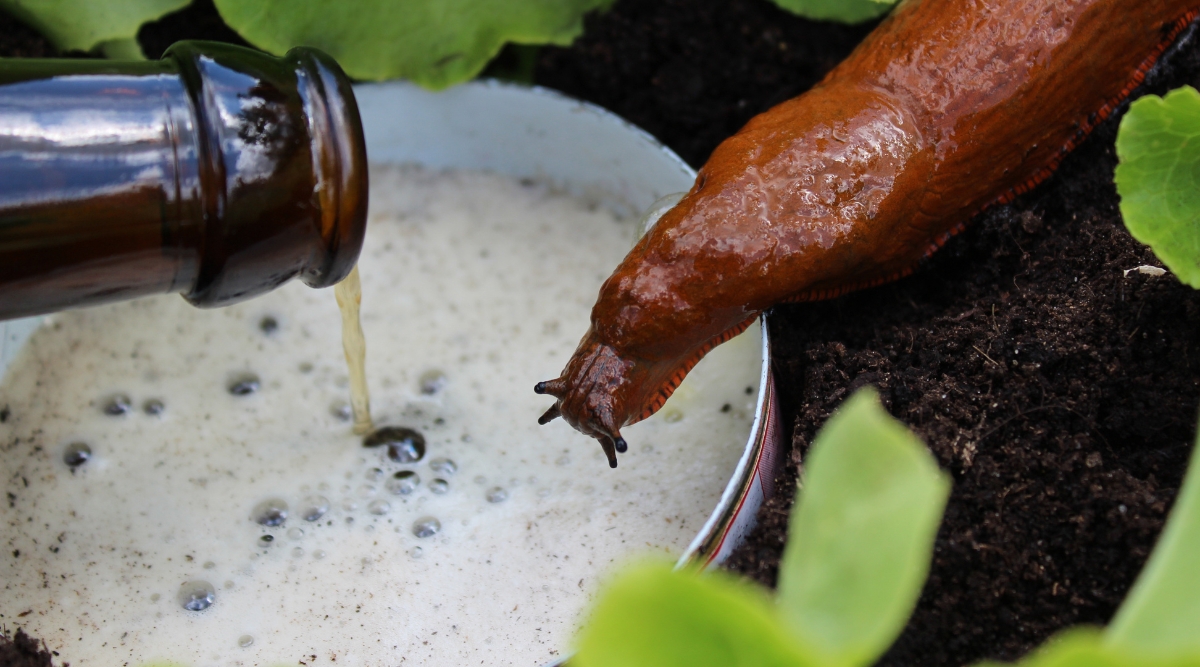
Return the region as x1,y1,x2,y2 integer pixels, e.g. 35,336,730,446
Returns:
534,329,662,468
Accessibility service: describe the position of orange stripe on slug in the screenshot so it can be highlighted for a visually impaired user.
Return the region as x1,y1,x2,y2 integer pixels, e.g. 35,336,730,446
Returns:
632,314,759,423
901,7,1198,275
987,9,1199,209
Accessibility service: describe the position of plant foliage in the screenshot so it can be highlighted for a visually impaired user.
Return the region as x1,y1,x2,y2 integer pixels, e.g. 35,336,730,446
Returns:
975,628,1200,667
777,389,950,667
573,561,809,667
768,0,898,25
572,388,951,667
574,386,1200,667
1115,85,1200,288
212,0,614,89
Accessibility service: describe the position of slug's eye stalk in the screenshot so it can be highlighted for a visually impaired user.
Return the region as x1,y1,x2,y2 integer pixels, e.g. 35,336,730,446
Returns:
599,435,618,468
534,379,565,425
537,404,561,425
534,376,626,468
534,378,565,398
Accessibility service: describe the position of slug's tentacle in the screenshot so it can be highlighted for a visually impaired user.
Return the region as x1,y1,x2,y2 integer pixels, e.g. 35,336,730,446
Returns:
537,403,561,425
534,378,566,397
599,435,619,468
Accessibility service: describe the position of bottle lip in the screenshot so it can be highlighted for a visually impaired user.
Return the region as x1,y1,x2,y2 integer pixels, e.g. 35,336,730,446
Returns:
289,46,369,290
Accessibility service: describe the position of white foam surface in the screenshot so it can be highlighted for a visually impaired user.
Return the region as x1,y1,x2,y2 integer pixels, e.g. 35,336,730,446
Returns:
0,167,760,667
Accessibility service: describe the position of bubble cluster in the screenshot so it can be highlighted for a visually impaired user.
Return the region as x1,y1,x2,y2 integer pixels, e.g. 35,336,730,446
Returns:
251,498,288,526
178,580,216,612
217,415,469,578
386,470,420,495
62,442,91,469
412,517,441,538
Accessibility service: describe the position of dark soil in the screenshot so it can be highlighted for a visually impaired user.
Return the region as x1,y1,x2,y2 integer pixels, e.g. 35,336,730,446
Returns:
0,8,61,58
537,2,1200,666
136,0,252,60
534,0,877,167
0,629,59,667
3,2,1200,667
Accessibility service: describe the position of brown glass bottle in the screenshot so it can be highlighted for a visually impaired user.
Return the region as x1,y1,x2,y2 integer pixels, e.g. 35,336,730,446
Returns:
0,41,368,320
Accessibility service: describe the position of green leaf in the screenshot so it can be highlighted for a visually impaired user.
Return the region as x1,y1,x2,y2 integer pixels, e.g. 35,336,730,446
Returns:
974,628,1200,667
1115,85,1200,289
572,561,812,667
777,388,951,667
1105,423,1200,657
0,0,185,53
768,0,897,24
212,0,615,90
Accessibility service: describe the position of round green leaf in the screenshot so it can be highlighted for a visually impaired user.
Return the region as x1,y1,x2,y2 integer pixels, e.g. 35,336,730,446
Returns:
768,0,897,24
1115,86,1200,289
0,0,185,53
213,0,614,89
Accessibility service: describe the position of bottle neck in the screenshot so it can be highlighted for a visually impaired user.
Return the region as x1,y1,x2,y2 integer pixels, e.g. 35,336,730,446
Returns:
168,42,368,308
0,42,368,320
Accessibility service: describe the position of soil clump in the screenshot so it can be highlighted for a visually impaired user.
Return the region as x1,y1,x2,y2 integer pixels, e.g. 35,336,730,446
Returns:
0,629,60,667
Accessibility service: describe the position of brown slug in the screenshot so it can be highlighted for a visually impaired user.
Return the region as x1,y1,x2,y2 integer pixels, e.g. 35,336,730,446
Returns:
536,0,1199,466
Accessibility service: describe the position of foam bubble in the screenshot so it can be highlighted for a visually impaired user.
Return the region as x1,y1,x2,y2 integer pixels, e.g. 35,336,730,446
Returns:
251,498,288,526
177,581,215,612
412,517,440,538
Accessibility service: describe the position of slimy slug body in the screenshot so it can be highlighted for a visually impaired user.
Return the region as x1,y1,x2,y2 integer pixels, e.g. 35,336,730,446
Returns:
536,0,1199,465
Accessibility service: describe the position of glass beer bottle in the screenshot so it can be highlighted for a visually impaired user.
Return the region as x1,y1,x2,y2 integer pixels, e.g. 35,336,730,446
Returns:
0,40,368,320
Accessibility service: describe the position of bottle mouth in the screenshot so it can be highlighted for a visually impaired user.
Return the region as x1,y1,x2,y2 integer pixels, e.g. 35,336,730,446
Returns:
290,46,369,289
